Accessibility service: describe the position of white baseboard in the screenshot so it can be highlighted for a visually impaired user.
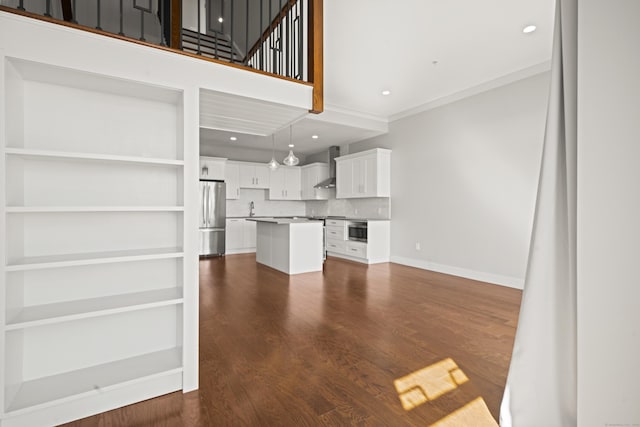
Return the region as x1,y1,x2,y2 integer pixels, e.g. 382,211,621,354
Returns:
390,256,524,290
225,248,256,255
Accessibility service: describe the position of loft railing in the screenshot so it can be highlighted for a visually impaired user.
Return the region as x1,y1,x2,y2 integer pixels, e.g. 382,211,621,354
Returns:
0,0,323,112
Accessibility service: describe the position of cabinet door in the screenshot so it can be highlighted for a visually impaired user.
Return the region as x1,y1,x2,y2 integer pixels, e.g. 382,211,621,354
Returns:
226,219,244,250
239,164,255,188
301,168,312,200
200,157,225,180
361,154,378,197
336,159,354,199
285,167,301,200
243,220,257,248
254,165,270,189
268,168,286,200
225,163,240,199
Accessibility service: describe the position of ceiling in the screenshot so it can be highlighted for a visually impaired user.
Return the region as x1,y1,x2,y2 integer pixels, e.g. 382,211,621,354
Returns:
201,0,555,155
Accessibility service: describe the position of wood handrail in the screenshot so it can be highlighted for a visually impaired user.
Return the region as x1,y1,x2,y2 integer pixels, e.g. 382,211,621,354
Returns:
243,0,298,64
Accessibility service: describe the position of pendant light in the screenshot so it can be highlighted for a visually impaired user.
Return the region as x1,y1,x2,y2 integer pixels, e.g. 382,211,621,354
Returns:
283,126,299,166
267,134,279,170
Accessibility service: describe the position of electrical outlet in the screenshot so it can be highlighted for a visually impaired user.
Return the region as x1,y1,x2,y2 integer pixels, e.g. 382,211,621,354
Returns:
354,208,359,215
415,242,421,251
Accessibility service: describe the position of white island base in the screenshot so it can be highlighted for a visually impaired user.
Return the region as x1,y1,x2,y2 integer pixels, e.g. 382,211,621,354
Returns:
253,219,324,275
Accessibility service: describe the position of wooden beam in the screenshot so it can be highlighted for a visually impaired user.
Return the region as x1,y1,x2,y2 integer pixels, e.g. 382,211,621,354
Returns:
308,0,323,114
170,0,182,50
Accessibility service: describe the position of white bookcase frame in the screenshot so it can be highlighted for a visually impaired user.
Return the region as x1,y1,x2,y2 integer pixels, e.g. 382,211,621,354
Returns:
1,57,197,426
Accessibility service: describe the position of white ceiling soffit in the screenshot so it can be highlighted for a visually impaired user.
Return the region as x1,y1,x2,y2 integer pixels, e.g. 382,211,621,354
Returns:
199,88,308,136
200,110,387,155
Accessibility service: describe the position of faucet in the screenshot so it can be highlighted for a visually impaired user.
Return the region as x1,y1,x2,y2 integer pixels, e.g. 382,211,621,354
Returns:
249,201,255,217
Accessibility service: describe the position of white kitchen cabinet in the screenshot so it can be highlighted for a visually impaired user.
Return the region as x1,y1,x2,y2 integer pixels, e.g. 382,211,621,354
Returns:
301,163,329,200
199,156,226,180
325,220,390,264
1,60,194,426
269,166,301,200
225,162,240,199
239,163,270,189
335,148,391,198
226,218,257,254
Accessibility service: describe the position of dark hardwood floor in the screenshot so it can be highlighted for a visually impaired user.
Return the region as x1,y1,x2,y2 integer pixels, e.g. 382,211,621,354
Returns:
65,254,522,426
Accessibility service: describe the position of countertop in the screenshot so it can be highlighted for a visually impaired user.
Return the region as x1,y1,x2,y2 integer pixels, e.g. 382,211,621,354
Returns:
228,216,390,221
246,217,324,224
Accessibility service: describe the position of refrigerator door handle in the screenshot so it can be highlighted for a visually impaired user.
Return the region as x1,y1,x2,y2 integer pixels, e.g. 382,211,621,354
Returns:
205,184,210,228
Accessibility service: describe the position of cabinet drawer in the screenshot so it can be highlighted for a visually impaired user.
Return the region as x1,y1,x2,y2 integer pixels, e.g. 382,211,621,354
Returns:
325,219,346,227
326,225,346,240
326,238,347,254
346,241,367,258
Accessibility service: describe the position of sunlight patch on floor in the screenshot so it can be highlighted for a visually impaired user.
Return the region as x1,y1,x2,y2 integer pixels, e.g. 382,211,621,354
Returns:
428,397,498,427
394,358,469,411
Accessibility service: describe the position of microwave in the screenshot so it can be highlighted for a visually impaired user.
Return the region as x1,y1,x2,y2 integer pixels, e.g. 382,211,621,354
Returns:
348,221,368,242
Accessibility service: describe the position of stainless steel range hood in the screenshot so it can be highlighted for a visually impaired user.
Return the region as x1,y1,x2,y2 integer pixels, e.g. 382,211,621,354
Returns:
314,146,340,189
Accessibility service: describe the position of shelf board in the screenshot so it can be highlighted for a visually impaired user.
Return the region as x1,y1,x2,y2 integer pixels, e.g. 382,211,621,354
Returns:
5,206,185,213
6,288,183,331
5,348,183,415
5,247,184,271
4,148,184,167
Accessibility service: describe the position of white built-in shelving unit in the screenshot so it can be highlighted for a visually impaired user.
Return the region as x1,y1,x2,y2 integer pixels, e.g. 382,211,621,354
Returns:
1,57,191,426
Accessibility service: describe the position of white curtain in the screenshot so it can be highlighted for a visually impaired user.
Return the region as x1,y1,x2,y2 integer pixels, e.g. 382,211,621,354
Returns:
500,0,577,426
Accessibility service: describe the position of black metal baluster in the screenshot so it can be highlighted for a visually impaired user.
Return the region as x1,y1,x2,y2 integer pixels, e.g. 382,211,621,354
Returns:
259,0,263,70
159,0,166,45
139,8,145,40
278,0,283,75
118,0,124,35
45,0,51,17
245,0,249,65
269,0,272,71
17,0,24,11
197,0,202,54
286,0,290,77
96,0,102,30
230,0,234,62
298,0,303,79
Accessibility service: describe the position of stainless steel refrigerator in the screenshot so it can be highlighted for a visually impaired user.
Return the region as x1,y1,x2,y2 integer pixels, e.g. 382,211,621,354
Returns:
199,180,226,256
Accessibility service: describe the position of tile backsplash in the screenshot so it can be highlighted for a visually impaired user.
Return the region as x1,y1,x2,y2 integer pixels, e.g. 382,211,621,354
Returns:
306,196,390,219
227,189,306,217
227,189,390,219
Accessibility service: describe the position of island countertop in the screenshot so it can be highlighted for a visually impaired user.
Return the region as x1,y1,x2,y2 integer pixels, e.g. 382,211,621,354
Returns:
246,217,324,225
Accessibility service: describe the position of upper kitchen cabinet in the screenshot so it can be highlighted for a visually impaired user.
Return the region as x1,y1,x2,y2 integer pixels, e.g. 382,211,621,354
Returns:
199,156,226,180
301,163,329,200
239,163,270,189
225,162,240,199
269,166,302,200
336,149,391,199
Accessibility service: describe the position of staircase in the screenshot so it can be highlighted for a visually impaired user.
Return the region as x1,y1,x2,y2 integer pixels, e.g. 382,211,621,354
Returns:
181,28,244,63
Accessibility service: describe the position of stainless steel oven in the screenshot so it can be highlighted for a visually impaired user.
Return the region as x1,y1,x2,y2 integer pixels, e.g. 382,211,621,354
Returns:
347,221,368,242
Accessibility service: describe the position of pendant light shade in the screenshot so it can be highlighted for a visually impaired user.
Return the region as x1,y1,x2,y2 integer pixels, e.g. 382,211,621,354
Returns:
267,134,279,170
283,126,300,166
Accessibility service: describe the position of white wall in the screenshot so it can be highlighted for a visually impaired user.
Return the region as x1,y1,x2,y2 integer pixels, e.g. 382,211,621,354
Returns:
577,1,640,425
200,142,306,164
349,73,550,288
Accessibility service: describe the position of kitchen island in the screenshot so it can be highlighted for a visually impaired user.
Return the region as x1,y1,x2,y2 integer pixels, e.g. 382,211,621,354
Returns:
249,218,324,275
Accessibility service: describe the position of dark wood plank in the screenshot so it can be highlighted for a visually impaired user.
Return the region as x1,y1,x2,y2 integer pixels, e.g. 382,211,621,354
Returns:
309,0,324,113
64,254,521,426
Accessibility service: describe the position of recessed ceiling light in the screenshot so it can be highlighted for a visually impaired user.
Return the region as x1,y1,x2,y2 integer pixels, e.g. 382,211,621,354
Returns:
311,135,319,139
229,136,237,141
218,17,224,23
381,90,391,96
523,25,536,34
288,144,295,148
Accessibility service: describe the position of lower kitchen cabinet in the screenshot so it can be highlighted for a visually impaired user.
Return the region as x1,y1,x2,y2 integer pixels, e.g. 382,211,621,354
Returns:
326,220,390,264
226,218,257,254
